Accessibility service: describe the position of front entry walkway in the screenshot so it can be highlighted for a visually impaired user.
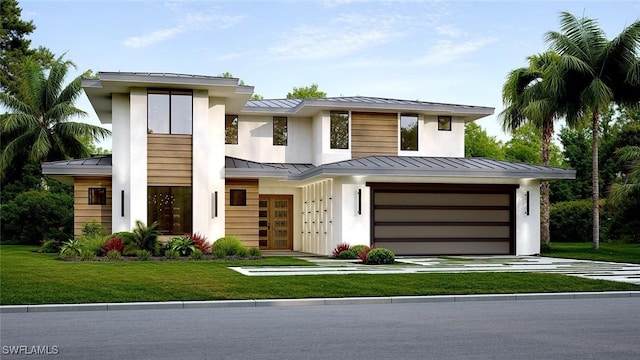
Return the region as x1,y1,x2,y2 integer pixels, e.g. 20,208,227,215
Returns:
230,256,640,285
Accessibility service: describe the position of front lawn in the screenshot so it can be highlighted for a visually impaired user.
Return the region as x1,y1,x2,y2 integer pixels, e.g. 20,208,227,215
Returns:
1,245,637,305
543,242,640,264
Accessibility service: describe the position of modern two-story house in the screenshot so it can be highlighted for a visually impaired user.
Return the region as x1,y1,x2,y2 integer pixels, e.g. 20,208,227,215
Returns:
42,72,575,256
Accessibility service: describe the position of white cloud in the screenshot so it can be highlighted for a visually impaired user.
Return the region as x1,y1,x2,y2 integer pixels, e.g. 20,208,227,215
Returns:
268,13,407,60
415,37,498,66
434,24,465,38
122,8,244,49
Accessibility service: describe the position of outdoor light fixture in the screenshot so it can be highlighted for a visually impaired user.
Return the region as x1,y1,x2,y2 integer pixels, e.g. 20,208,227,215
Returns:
212,191,218,218
121,190,125,217
357,189,362,215
525,191,530,216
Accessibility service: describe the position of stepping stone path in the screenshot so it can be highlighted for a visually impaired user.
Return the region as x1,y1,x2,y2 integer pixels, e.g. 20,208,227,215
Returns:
230,256,640,285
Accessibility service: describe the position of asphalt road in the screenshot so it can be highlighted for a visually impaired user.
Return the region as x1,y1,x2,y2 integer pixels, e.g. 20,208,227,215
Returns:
1,297,639,360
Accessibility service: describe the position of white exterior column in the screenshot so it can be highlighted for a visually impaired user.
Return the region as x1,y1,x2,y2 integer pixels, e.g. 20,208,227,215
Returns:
516,180,541,255
128,88,148,229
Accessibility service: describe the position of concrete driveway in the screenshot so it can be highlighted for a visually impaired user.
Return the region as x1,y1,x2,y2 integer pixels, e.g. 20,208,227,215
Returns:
231,256,640,285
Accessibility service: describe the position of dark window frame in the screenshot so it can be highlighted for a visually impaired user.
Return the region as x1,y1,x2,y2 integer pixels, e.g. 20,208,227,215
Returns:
438,115,452,131
147,90,193,135
230,189,247,206
88,188,107,205
273,116,288,146
147,186,193,235
400,113,419,151
225,115,239,144
330,111,349,149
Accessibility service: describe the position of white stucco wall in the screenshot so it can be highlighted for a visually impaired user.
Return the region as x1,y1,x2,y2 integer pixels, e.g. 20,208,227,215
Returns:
422,116,465,157
312,111,351,166
515,180,541,255
225,115,313,163
111,89,148,233
335,177,371,248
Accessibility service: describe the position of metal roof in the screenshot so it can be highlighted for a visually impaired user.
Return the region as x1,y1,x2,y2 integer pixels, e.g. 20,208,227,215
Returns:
41,155,112,176
243,96,494,119
288,156,576,181
42,155,575,181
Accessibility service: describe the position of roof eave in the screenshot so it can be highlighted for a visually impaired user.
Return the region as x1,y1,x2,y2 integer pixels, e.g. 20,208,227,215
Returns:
41,165,113,176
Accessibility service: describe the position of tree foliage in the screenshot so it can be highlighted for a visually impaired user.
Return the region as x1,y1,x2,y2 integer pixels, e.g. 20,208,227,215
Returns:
0,0,54,94
286,83,327,99
464,122,504,159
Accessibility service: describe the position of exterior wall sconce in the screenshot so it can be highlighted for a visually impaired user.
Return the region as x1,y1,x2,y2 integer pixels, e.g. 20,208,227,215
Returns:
121,190,125,217
525,191,530,216
357,189,362,215
212,191,218,218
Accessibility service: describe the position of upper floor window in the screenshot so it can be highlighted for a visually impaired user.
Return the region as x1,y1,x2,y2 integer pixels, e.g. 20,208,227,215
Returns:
330,111,349,149
225,115,238,144
147,90,192,135
273,116,288,146
400,114,418,151
438,116,452,131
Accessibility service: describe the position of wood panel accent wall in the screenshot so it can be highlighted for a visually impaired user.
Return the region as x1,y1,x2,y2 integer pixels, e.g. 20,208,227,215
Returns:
147,134,192,186
225,179,259,248
351,112,398,158
74,176,112,236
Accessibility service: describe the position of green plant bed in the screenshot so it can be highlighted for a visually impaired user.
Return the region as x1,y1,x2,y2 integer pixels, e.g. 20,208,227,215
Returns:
1,246,637,305
543,242,640,264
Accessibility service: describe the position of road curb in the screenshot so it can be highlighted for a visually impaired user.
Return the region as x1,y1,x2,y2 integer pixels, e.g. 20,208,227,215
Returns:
1,291,638,313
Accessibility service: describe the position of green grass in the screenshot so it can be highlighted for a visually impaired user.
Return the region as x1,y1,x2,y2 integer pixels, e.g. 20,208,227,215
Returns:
1,245,637,305
543,242,640,264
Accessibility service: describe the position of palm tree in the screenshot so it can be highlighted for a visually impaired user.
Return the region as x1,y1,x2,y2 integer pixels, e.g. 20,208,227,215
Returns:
545,12,640,249
0,55,111,175
608,146,640,205
500,51,576,246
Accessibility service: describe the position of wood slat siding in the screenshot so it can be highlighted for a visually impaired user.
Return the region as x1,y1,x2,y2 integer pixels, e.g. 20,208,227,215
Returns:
351,112,398,159
225,179,259,248
147,134,192,186
74,177,112,236
369,183,517,256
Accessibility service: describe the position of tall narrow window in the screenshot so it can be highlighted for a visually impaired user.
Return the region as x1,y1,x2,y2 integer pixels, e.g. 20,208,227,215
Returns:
273,116,288,146
400,114,418,151
147,90,192,134
330,111,349,149
225,115,238,144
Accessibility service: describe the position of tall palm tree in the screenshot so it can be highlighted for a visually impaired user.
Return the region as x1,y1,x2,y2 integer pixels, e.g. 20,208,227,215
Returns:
500,51,575,246
0,55,110,175
545,12,640,249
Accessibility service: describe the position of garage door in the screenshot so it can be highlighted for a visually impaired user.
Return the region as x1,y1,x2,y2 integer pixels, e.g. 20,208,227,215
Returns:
369,183,517,255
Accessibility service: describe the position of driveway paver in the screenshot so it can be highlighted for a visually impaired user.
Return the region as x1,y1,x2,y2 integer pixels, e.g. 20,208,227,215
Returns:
230,256,640,285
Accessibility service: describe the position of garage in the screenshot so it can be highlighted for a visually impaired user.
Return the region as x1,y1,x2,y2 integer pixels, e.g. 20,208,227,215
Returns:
368,183,517,255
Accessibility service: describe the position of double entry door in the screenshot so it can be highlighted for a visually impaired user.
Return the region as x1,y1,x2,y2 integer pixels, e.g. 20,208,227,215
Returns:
258,195,293,250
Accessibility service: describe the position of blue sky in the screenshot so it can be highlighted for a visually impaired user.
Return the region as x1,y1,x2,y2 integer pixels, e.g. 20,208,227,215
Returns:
19,0,640,149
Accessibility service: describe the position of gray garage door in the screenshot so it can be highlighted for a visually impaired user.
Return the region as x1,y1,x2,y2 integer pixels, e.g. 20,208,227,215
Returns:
369,183,517,255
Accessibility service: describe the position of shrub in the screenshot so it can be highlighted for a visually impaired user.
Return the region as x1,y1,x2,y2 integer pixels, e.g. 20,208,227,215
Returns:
106,250,122,261
189,232,211,254
103,237,124,255
132,220,161,254
123,243,141,257
349,245,369,258
165,249,180,260
1,190,73,244
80,235,107,256
188,249,205,260
212,236,246,258
550,200,595,242
165,236,195,256
358,246,373,263
39,240,60,253
82,221,104,237
60,239,82,257
81,250,96,261
135,249,152,261
248,247,262,258
365,248,395,265
331,243,351,258
337,250,356,259
235,246,249,258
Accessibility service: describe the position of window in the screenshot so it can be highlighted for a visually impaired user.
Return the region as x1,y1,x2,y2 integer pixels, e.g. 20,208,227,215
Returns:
438,116,452,131
147,187,192,235
225,115,238,144
230,189,247,206
400,114,418,151
147,90,192,134
88,188,107,205
273,116,288,146
330,111,349,149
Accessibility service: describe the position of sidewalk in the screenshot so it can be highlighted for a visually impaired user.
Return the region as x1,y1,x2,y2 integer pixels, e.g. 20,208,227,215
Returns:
231,256,640,285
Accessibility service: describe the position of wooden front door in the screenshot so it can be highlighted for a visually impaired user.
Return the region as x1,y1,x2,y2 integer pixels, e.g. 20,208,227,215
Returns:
259,195,293,250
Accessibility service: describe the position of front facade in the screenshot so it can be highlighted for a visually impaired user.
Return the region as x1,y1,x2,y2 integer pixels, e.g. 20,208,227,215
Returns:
43,72,575,256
